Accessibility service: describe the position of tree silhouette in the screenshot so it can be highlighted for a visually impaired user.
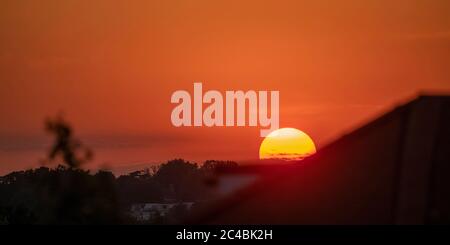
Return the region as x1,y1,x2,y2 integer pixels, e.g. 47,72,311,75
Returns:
45,115,92,168
0,116,121,224
0,116,236,224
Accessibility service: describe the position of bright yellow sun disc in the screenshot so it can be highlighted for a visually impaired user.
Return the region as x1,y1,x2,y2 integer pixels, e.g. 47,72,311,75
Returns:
259,128,316,160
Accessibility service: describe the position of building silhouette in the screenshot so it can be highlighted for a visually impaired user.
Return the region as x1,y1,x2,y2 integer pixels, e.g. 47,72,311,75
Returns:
193,95,450,224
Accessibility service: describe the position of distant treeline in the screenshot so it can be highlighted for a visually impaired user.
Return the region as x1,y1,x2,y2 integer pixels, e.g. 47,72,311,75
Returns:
0,116,237,224
0,159,237,224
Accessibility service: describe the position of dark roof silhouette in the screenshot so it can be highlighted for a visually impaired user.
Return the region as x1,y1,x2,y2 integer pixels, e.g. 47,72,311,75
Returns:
192,95,450,224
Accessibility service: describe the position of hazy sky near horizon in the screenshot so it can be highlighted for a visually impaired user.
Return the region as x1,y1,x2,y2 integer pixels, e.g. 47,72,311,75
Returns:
1,0,450,174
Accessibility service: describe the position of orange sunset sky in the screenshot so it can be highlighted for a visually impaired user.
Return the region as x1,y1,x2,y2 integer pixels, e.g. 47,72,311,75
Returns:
1,0,450,174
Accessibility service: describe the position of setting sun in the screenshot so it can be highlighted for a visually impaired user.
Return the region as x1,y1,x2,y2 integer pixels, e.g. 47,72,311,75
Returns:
259,128,316,161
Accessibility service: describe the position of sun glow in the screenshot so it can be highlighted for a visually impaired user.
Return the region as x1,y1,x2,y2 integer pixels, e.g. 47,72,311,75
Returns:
259,128,316,160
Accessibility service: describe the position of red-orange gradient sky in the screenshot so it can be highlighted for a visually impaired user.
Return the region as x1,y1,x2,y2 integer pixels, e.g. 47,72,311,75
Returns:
1,0,450,174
